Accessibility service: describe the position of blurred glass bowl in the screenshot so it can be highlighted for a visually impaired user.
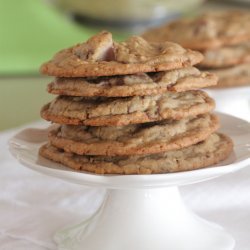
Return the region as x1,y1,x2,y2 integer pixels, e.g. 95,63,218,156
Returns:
52,0,204,32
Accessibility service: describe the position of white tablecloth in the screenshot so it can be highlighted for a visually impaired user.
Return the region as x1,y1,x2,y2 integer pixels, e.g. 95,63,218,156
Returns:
1,120,250,250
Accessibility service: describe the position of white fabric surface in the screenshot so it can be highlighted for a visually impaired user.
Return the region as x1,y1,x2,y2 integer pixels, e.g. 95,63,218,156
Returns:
1,120,250,250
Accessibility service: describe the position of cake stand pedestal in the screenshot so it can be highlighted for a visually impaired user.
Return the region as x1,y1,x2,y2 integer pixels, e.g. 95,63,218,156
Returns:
9,113,250,250
54,187,234,250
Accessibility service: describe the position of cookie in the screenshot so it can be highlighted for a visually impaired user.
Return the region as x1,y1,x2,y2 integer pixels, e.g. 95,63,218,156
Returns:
39,133,233,174
41,90,215,126
208,63,250,87
142,10,250,50
48,114,219,156
200,42,250,68
40,31,203,77
47,67,217,97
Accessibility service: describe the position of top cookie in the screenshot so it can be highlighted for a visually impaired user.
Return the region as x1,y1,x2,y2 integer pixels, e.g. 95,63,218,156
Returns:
142,10,250,50
40,31,203,77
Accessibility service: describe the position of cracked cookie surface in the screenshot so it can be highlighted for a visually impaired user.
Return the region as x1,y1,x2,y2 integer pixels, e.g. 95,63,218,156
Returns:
39,133,233,174
40,31,203,77
48,114,219,156
41,90,215,126
48,67,217,97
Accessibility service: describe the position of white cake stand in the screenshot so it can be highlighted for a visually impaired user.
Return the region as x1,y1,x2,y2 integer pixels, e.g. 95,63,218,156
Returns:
9,113,250,250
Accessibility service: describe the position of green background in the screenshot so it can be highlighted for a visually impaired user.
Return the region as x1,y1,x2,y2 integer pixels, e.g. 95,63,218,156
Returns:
0,0,124,131
0,77,52,130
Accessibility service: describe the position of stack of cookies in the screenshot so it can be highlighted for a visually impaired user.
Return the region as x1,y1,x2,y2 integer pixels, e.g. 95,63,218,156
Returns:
142,10,250,88
39,31,233,175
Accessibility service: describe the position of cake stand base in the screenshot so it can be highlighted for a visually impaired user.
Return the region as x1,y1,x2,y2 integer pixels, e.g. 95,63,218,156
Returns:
54,187,235,250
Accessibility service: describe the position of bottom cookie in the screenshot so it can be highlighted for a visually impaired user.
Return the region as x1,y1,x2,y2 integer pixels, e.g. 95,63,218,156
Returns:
39,133,233,175
208,63,250,87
